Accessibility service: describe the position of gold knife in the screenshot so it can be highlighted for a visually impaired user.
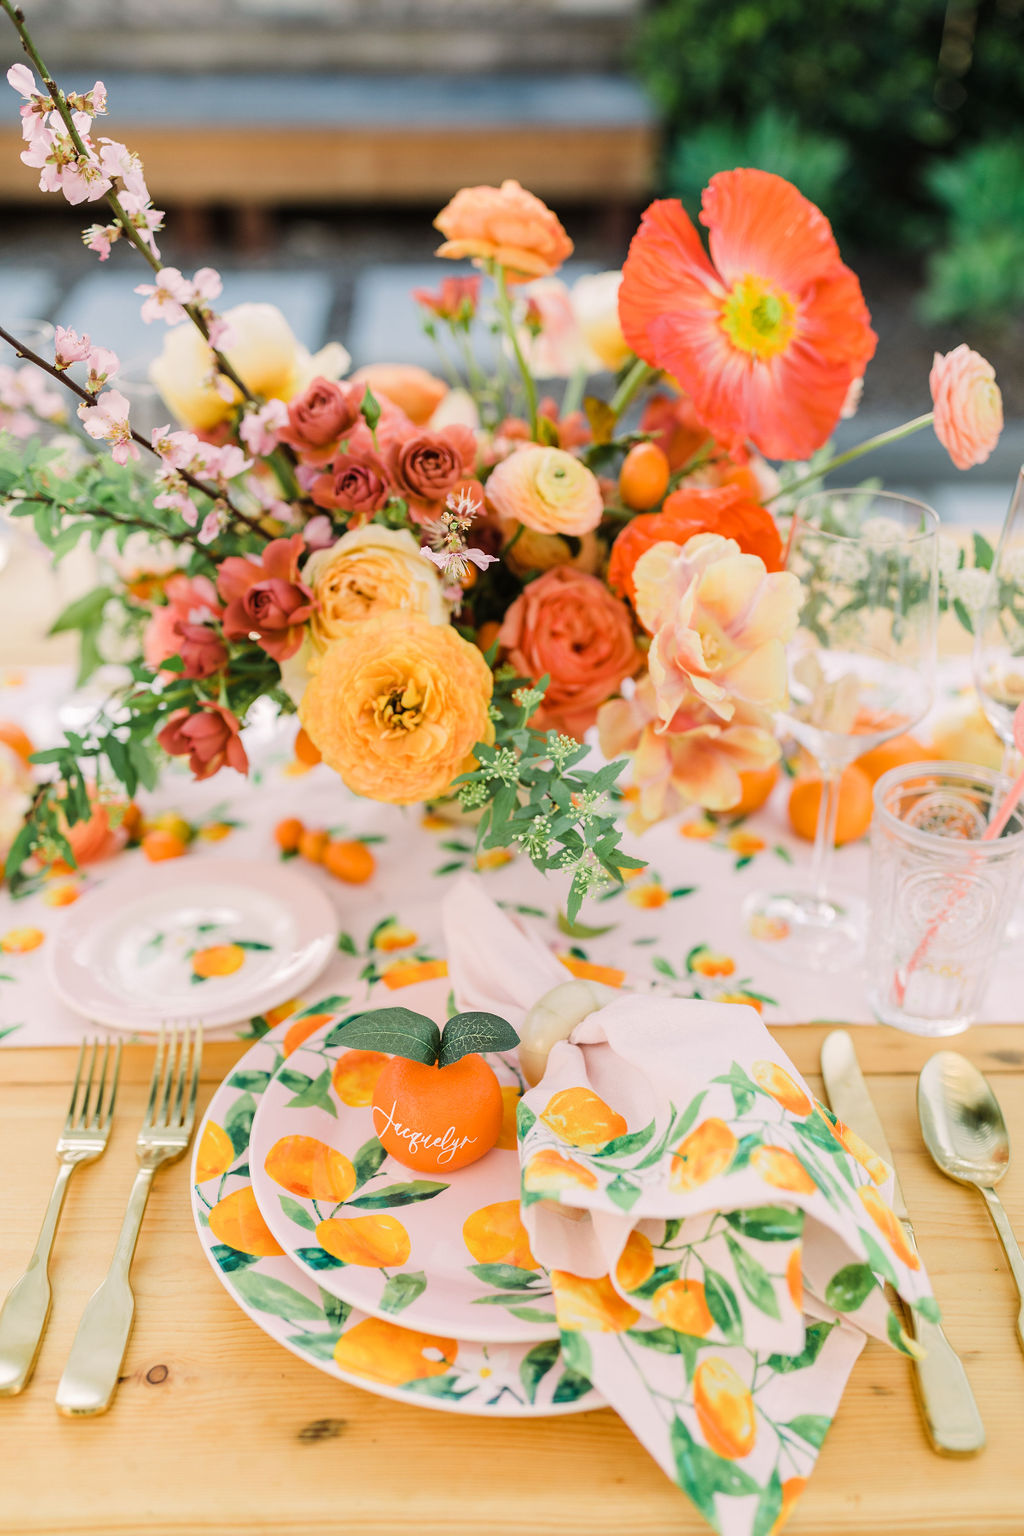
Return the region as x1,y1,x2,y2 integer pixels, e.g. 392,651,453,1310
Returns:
820,1029,985,1457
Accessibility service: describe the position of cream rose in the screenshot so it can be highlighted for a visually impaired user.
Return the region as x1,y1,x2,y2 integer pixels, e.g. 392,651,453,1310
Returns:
304,525,446,653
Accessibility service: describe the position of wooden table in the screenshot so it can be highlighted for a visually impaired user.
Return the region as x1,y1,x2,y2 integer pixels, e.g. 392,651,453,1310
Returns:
2,1026,1022,1536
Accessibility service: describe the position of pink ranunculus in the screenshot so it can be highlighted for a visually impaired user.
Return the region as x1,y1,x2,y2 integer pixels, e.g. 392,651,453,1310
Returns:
217,533,315,661
157,702,248,780
929,345,1004,471
310,451,391,520
498,566,642,739
389,425,476,520
278,376,361,463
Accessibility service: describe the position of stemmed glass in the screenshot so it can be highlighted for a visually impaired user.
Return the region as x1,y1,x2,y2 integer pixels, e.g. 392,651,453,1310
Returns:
746,489,939,971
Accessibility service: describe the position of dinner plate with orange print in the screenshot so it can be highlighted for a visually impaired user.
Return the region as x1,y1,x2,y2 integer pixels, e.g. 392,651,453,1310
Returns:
247,977,560,1345
192,1016,601,1416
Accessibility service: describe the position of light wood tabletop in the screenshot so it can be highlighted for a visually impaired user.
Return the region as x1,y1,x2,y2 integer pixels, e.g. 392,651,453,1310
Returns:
1,1026,1023,1536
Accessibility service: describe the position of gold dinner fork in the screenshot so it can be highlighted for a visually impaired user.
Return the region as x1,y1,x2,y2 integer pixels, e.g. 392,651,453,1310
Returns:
0,1037,122,1396
56,1022,202,1417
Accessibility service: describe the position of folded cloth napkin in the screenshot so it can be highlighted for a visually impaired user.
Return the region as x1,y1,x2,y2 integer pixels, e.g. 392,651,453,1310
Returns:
445,876,938,1536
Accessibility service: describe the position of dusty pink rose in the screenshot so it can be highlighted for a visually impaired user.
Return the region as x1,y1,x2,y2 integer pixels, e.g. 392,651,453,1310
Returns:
310,451,391,519
389,424,476,519
175,622,228,680
157,702,248,780
930,345,1004,470
485,444,602,536
142,574,221,674
217,534,315,662
278,377,361,463
498,566,642,738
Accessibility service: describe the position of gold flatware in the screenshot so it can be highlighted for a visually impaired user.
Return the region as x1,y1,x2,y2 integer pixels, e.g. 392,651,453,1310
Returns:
0,1037,121,1396
919,1051,1024,1356
820,1029,985,1456
55,1023,201,1417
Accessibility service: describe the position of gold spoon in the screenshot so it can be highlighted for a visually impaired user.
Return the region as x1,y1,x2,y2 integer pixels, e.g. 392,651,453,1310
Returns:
918,1052,1024,1356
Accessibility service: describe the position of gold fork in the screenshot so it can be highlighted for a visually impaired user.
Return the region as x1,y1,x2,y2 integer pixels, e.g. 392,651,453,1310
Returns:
55,1023,202,1417
0,1037,122,1396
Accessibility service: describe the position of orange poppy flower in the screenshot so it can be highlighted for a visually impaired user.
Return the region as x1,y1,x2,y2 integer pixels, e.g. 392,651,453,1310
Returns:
618,171,876,461
607,484,782,608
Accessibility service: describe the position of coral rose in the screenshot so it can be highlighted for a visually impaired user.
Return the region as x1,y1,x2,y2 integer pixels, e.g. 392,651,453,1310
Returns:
278,377,361,463
929,345,1004,471
390,426,476,519
157,702,248,780
175,622,228,681
310,451,391,519
218,534,315,663
350,364,447,427
299,613,493,803
499,567,642,738
608,484,783,606
434,179,573,281
486,446,602,537
142,573,221,675
304,525,446,651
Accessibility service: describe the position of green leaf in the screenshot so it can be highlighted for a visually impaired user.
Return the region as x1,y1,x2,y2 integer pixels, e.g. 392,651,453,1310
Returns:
502,1304,557,1324
519,1340,561,1403
346,1180,448,1210
333,1007,441,1066
318,1289,351,1327
295,1245,345,1271
552,1367,593,1403
517,1100,537,1139
379,1270,427,1314
887,1306,918,1355
47,584,113,636
287,1330,342,1361
279,1195,316,1232
468,1263,542,1290
228,1069,272,1092
725,1233,781,1319
784,1413,831,1448
232,1271,326,1324
285,1067,338,1118
913,1294,941,1324
626,1326,680,1354
437,1011,519,1068
605,1174,642,1211
703,1267,743,1342
767,1320,835,1373
972,531,994,571
751,1470,784,1536
669,1418,717,1522
858,1227,899,1290
352,1137,388,1188
401,1373,476,1401
277,1068,312,1095
593,1118,657,1160
825,1262,878,1313
223,1092,257,1156
559,1330,592,1380
211,1243,258,1273
556,910,615,939
636,1091,706,1170
725,1206,804,1243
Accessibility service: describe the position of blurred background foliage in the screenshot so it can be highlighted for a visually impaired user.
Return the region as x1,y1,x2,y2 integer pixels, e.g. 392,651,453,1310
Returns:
635,0,1024,326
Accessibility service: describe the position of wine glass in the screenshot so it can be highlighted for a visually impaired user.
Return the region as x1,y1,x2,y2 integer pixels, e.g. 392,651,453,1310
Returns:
746,489,939,971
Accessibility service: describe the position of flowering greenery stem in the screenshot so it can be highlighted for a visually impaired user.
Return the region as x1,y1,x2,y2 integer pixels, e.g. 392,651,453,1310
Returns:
768,413,935,503
493,264,538,439
610,358,656,422
12,490,222,555
0,0,253,405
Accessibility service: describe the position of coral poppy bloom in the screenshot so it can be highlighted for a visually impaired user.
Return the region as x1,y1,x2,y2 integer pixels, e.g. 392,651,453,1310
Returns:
619,171,877,461
608,484,783,606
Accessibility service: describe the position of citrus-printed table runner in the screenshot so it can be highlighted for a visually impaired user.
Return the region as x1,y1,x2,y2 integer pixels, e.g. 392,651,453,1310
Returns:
0,663,1019,1046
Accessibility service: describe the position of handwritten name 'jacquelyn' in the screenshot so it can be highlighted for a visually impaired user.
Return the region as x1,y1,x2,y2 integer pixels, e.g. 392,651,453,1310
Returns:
372,1100,478,1166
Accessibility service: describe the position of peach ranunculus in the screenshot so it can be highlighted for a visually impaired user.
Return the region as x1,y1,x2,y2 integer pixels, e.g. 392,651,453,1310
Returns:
434,179,573,281
485,445,602,537
303,525,447,653
571,271,631,373
350,364,448,427
929,345,1004,471
499,567,642,738
150,303,350,433
633,534,801,730
299,613,493,804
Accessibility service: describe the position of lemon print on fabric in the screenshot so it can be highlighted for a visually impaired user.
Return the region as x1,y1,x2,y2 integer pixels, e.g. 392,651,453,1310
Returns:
552,1271,640,1333
522,1148,599,1196
669,1118,737,1192
463,1200,536,1270
750,1146,816,1195
859,1185,921,1270
651,1279,713,1336
265,1135,356,1203
539,1087,627,1152
694,1358,757,1459
316,1213,412,1268
752,1060,811,1116
614,1231,655,1293
333,1318,458,1386
208,1186,284,1256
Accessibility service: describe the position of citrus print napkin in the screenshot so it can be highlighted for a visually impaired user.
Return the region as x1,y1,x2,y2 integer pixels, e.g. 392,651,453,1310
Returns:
444,876,939,1536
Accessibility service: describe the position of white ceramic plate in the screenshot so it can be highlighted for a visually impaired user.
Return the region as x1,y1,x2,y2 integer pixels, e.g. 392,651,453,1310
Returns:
49,857,337,1031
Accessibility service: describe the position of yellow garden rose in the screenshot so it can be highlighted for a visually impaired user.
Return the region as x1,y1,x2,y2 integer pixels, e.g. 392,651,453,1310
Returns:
299,613,494,803
485,446,603,537
303,526,446,653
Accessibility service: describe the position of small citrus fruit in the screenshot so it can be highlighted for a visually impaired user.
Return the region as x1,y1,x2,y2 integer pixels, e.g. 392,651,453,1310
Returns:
752,1060,811,1117
495,1084,521,1150
693,1358,757,1459
282,1012,332,1057
854,733,929,784
463,1200,536,1269
0,926,44,954
192,943,245,979
195,1121,234,1182
786,1247,803,1308
323,839,376,883
614,1230,655,1293
294,726,321,766
669,1118,737,1192
274,817,304,852
539,1087,627,1152
0,719,34,763
858,1185,920,1269
333,1318,457,1386
727,762,780,817
297,827,329,864
372,1053,503,1173
651,1279,713,1336
316,1212,411,1267
522,1148,598,1195
331,1049,389,1106
619,441,671,511
750,1145,816,1194
265,1135,356,1202
771,1477,808,1536
788,764,873,845
208,1186,283,1256
141,828,187,862
552,1272,641,1333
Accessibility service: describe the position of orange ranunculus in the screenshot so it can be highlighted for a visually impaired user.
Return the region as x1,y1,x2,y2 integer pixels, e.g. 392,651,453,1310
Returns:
929,345,1003,471
298,613,493,804
349,364,447,427
486,446,603,537
608,484,783,607
434,179,573,281
618,171,877,461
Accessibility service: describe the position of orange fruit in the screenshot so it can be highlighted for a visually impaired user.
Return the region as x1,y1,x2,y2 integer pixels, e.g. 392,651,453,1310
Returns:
274,817,304,852
558,955,626,987
690,949,735,978
372,923,416,952
323,839,376,884
333,1318,457,1386
463,1200,536,1270
539,1087,627,1152
752,1060,811,1117
651,1279,713,1336
120,802,143,841
372,1053,503,1173
43,882,80,908
297,827,329,864
294,727,321,766
0,719,34,763
381,957,448,989
192,943,245,979
264,1135,356,1203
615,1231,655,1293
495,1084,521,1151
552,1272,640,1333
0,926,44,954
316,1213,411,1268
195,1121,234,1182
771,1477,808,1536
858,1185,920,1270
626,882,670,909
693,1358,757,1459
522,1148,598,1196
728,762,780,817
141,828,187,862
282,1012,331,1057
476,620,502,654
788,764,873,845
619,442,671,511
669,1118,737,1192
750,1146,816,1194
854,733,930,785
208,1186,283,1256
331,1048,389,1106
786,1247,803,1309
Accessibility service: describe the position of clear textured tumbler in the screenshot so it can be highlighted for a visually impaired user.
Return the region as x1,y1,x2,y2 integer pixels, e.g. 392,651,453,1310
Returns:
868,761,1024,1035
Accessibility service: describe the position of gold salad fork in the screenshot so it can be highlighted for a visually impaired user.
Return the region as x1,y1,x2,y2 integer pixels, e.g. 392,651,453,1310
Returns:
0,1037,122,1396
56,1023,202,1417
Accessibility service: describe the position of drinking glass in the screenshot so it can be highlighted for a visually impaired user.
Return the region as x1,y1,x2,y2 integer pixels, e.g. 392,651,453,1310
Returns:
746,489,939,971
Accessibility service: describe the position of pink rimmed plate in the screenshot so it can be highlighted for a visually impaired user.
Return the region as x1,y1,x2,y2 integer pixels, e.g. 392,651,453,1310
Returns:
191,1017,601,1416
247,978,560,1344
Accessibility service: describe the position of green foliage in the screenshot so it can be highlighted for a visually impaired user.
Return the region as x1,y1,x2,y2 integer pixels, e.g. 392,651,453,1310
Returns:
332,1006,518,1068
921,138,1024,324
666,108,850,226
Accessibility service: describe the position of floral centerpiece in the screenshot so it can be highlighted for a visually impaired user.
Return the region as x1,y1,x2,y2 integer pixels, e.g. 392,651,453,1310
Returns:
0,0,1005,917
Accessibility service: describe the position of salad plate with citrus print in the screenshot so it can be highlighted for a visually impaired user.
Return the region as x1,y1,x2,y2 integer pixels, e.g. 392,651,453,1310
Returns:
50,857,336,1031
247,977,560,1345
192,1015,602,1416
